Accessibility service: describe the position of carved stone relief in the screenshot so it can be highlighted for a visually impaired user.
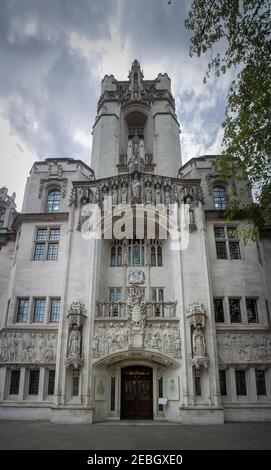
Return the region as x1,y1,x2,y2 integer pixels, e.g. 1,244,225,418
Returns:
187,302,209,370
217,333,271,363
0,330,57,364
65,301,87,368
93,321,181,359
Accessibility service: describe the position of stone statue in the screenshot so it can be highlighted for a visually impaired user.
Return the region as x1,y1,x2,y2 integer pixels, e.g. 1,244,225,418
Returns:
121,184,127,204
112,185,118,205
145,182,152,204
68,326,81,356
127,139,133,160
155,185,162,206
164,187,171,208
192,325,206,357
132,174,141,199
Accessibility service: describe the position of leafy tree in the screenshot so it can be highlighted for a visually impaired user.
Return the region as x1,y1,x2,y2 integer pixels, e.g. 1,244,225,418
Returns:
185,0,271,233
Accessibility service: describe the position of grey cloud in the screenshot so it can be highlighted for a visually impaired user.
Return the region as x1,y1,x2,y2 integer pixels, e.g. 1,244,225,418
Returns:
0,0,116,164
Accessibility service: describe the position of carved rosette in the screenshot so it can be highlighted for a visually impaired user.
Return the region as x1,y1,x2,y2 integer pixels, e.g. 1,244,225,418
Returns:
65,302,87,368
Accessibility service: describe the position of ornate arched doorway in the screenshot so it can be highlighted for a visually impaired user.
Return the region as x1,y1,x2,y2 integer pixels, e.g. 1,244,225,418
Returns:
121,365,153,419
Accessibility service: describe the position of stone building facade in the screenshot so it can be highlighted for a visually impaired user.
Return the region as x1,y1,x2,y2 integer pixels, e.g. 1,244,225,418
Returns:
0,60,270,424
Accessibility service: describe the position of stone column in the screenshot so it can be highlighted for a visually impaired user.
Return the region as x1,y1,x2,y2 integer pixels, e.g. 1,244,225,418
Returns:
38,367,46,401
19,367,26,400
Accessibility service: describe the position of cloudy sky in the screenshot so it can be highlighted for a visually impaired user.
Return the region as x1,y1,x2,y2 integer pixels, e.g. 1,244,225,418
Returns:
0,0,232,209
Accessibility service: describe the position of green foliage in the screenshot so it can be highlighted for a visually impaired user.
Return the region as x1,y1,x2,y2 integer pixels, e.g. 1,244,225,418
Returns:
185,0,271,232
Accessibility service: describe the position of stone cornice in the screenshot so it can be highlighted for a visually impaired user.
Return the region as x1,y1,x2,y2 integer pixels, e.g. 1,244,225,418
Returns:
12,212,69,231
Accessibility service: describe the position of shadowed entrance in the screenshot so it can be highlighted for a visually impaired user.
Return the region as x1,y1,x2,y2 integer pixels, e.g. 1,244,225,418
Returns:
121,366,153,420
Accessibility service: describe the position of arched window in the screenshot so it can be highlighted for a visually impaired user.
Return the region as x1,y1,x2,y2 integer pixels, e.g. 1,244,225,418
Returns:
151,246,156,266
0,211,5,228
213,186,227,210
46,189,61,213
117,245,122,266
111,246,116,266
157,245,163,266
132,245,140,266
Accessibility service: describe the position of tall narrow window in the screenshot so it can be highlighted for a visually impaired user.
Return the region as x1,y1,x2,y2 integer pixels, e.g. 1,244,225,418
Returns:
151,246,156,266
213,187,227,210
227,226,241,259
48,370,55,395
246,298,258,323
255,370,266,396
214,299,224,322
110,375,116,411
33,299,46,323
117,245,122,266
16,299,29,323
151,288,164,317
219,370,227,396
50,299,61,323
0,211,6,228
46,190,61,213
229,298,241,323
109,288,122,317
9,370,20,395
235,370,247,396
28,369,40,395
157,245,162,266
132,244,140,266
72,369,80,396
195,375,201,396
111,246,116,266
214,227,227,259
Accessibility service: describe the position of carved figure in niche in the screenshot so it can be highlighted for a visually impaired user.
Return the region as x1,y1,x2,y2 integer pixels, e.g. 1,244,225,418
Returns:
172,185,179,203
9,334,18,362
164,186,171,208
68,326,81,356
132,136,140,156
132,174,141,199
192,325,206,357
121,184,127,204
174,334,181,358
92,335,99,357
155,184,162,206
94,187,100,204
145,182,152,204
112,184,118,205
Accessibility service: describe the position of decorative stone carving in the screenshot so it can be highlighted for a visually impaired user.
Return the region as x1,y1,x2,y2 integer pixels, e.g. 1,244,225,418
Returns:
48,161,63,177
186,303,207,328
65,301,87,368
217,333,271,364
187,303,208,370
0,330,57,364
94,285,180,360
93,320,180,359
70,175,204,218
67,301,87,327
128,270,145,284
65,324,82,368
39,178,68,199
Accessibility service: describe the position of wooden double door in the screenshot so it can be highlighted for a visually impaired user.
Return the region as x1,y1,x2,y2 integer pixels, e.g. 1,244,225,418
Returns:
121,366,153,420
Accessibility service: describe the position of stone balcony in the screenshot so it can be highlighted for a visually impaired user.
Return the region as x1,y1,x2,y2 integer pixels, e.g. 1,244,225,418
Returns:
96,301,177,319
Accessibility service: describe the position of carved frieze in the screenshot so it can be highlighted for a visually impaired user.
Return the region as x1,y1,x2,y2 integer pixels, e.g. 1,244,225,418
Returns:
217,332,271,364
0,330,57,365
70,174,204,233
93,320,181,359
